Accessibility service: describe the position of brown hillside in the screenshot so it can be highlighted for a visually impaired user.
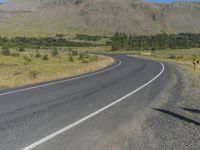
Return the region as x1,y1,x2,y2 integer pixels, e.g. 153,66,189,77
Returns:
0,0,200,36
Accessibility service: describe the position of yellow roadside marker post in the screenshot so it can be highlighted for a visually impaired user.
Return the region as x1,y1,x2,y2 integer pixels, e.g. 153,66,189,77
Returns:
193,59,199,71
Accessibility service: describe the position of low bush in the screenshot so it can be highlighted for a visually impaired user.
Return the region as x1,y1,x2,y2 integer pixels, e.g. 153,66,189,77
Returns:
18,47,25,52
35,52,42,58
51,48,59,57
29,71,38,79
1,46,11,56
81,58,88,63
89,55,98,61
42,55,49,60
68,48,78,56
68,55,74,62
23,56,32,65
167,54,176,59
11,52,20,57
78,52,84,60
72,50,78,56
176,55,184,59
29,54,34,58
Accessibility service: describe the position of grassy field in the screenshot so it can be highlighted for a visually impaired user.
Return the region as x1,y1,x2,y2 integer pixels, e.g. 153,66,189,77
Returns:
107,48,200,79
0,49,114,89
135,48,200,80
1,45,200,89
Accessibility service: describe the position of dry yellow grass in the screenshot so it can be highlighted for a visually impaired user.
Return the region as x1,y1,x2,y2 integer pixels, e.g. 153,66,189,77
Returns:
137,54,200,80
0,54,114,89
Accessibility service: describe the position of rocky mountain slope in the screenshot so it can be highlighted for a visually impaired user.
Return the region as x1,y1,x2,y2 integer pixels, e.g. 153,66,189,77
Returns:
0,0,200,36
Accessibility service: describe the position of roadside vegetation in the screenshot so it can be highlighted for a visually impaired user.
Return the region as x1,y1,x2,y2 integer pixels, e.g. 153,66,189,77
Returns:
0,47,114,89
108,32,200,79
0,36,106,49
74,34,103,42
1,32,200,89
111,32,200,51
136,48,200,77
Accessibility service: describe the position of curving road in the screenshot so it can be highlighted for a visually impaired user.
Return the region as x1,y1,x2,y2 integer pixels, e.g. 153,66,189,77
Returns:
0,55,170,150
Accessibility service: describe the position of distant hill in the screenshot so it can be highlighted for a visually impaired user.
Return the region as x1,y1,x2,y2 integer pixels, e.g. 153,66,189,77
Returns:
0,0,200,36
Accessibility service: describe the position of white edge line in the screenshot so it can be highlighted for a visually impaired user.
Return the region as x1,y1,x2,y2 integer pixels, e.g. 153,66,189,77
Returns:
0,58,121,96
21,61,165,150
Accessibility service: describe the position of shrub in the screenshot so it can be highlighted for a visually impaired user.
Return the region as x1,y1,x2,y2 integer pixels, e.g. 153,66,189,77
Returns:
78,53,84,60
68,47,72,52
51,48,59,57
18,47,25,52
68,48,78,56
81,58,88,63
78,53,92,63
106,40,112,46
84,53,89,58
11,52,20,57
56,33,65,38
89,55,98,61
1,46,11,56
167,54,176,59
29,54,34,58
176,55,184,59
35,52,42,58
192,55,198,59
72,50,78,56
13,71,21,76
94,55,98,60
23,56,32,65
68,54,74,62
29,71,38,79
42,54,49,60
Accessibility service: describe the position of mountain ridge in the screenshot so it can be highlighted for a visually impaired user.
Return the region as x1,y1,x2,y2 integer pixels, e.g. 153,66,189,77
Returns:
0,0,200,36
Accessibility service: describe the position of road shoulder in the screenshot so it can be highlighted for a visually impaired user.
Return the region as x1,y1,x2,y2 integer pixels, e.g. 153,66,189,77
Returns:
128,62,200,150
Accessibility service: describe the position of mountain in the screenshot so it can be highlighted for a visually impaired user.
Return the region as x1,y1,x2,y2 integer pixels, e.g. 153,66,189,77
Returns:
0,0,200,36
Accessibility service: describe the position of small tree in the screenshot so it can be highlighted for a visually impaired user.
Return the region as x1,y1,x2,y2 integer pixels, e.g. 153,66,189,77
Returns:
51,48,59,57
1,46,11,56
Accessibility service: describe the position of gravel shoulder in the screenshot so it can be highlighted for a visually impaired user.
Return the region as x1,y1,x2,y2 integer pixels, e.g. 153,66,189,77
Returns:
128,61,200,150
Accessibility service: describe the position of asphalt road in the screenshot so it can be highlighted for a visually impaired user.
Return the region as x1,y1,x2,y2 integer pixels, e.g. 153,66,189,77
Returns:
0,55,169,150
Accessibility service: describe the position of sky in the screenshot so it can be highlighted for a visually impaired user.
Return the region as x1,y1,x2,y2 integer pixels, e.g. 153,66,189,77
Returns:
0,0,7,3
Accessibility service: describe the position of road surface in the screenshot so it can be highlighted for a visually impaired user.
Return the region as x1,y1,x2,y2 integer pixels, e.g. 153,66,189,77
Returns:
0,55,170,150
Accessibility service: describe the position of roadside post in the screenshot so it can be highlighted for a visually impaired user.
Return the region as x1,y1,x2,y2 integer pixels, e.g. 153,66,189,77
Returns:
193,59,199,71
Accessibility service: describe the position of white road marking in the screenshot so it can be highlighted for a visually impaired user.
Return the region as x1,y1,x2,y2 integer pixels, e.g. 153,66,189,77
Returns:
0,59,121,96
21,61,165,150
